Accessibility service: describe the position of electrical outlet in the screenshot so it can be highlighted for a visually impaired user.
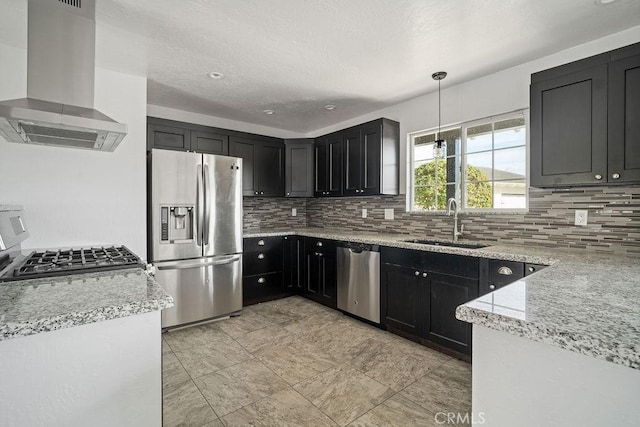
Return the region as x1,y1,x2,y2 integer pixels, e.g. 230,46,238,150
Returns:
574,210,588,226
362,208,367,219
291,208,297,217
384,208,394,220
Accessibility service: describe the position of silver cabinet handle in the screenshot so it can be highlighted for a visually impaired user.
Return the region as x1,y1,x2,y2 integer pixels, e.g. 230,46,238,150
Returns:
489,284,496,290
595,174,603,180
528,266,535,273
254,191,258,195
316,242,323,247
258,240,265,246
317,253,323,257
422,272,428,278
257,253,265,259
257,277,265,284
287,192,290,196
612,173,620,180
498,266,513,275
415,271,420,276
260,191,264,195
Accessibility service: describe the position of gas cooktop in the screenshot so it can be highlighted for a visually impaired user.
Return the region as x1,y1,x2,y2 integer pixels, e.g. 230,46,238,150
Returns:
0,246,144,282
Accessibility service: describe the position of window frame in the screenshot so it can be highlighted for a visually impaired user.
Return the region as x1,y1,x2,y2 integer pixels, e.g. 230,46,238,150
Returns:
407,109,529,214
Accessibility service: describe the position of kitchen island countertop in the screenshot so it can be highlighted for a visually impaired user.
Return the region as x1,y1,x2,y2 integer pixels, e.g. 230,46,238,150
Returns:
0,268,174,341
243,227,640,370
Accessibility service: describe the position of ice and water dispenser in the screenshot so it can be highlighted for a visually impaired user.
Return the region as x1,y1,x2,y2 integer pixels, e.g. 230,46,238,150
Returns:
160,206,195,243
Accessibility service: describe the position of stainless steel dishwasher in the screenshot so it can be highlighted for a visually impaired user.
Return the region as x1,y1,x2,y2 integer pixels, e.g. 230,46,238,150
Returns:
337,242,380,324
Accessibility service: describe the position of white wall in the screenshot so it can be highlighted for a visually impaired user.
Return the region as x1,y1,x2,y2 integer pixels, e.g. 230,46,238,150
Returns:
0,43,148,258
147,104,306,139
306,25,640,193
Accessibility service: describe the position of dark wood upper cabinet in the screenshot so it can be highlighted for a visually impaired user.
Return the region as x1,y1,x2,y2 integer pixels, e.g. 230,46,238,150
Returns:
190,130,229,155
229,137,284,197
316,118,399,197
314,132,343,197
608,53,640,183
147,123,190,152
530,42,640,187
285,139,314,197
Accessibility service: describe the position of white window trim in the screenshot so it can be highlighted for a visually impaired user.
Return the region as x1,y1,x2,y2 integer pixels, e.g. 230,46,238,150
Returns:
407,109,530,214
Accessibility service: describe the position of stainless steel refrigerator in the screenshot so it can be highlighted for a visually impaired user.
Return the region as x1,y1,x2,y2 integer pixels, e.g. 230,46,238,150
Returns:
148,149,243,329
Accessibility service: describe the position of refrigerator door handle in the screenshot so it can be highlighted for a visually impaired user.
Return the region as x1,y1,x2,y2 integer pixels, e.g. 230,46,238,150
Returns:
203,163,211,247
196,164,204,247
156,255,241,271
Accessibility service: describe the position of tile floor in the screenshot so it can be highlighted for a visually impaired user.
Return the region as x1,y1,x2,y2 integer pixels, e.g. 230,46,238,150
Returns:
162,296,472,427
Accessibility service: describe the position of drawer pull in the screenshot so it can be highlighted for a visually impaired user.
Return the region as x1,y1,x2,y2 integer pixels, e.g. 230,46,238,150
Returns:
257,277,266,284
497,266,513,276
422,272,428,278
316,241,323,247
257,253,265,260
489,284,496,290
414,271,420,276
528,266,535,273
257,240,265,246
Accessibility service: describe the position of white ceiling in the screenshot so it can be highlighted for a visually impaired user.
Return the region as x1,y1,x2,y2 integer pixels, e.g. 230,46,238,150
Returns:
2,0,640,133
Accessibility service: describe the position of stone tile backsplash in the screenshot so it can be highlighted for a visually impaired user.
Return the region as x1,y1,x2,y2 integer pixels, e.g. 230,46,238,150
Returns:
244,185,640,256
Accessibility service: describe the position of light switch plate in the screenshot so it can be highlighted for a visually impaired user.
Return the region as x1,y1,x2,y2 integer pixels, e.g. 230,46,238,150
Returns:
384,208,394,220
362,208,367,219
574,209,588,226
291,208,297,217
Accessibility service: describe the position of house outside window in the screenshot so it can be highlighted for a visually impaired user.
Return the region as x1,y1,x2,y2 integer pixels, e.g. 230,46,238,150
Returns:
409,111,527,212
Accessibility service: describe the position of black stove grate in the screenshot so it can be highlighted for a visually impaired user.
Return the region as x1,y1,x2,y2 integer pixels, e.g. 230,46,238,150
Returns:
6,245,144,281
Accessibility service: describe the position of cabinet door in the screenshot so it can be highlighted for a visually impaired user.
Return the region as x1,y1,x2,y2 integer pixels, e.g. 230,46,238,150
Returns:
343,129,362,195
360,124,381,195
318,241,337,308
608,54,640,183
381,263,424,336
147,124,190,152
229,137,257,196
257,141,284,197
285,141,313,197
190,130,229,155
530,65,608,187
314,139,329,196
426,272,477,355
283,236,305,292
327,133,343,196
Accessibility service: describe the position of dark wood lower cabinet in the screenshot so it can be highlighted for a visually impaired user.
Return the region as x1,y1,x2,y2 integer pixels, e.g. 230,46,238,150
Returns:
283,236,305,293
380,263,424,336
304,238,337,308
426,273,477,354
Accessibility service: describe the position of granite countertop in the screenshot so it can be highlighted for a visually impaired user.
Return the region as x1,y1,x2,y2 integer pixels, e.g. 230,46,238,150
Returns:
244,227,640,370
0,204,24,211
0,268,174,341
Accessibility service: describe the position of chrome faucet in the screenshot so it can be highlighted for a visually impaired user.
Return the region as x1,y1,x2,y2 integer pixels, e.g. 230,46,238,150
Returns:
446,198,464,241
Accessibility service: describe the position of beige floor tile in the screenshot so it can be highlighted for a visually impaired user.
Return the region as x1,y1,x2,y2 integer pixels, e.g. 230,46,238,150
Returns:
216,310,275,339
221,389,337,427
294,364,394,426
162,338,173,355
348,393,438,427
255,340,338,385
201,420,224,427
163,352,190,391
235,323,299,353
400,358,472,416
164,323,232,352
174,339,253,379
194,359,289,417
163,379,218,427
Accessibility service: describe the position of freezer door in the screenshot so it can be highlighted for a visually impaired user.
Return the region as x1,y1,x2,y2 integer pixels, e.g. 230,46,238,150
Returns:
203,154,243,257
155,255,242,328
150,149,203,262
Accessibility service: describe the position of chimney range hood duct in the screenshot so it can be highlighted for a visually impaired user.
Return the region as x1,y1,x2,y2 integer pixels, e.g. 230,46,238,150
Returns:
0,0,127,152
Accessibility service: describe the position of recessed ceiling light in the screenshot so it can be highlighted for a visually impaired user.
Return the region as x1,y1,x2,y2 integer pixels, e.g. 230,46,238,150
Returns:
263,109,275,115
207,72,224,79
324,104,336,110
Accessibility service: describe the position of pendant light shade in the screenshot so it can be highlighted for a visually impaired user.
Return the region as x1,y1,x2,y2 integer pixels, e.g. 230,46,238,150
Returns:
432,71,447,159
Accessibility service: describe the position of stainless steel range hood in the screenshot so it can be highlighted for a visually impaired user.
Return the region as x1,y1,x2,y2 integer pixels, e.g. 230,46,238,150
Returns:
0,0,127,152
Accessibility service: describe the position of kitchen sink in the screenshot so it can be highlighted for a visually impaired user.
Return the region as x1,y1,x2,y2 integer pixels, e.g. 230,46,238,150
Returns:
403,239,489,249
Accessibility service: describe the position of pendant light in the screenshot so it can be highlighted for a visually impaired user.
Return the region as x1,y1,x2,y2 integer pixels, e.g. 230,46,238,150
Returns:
432,71,447,159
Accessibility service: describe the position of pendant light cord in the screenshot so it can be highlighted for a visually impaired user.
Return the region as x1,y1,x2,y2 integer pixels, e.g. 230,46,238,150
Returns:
437,78,441,142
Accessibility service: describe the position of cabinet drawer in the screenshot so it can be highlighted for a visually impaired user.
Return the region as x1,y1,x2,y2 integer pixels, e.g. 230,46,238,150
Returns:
244,237,283,253
381,247,479,279
488,260,525,286
243,249,283,275
243,272,283,303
